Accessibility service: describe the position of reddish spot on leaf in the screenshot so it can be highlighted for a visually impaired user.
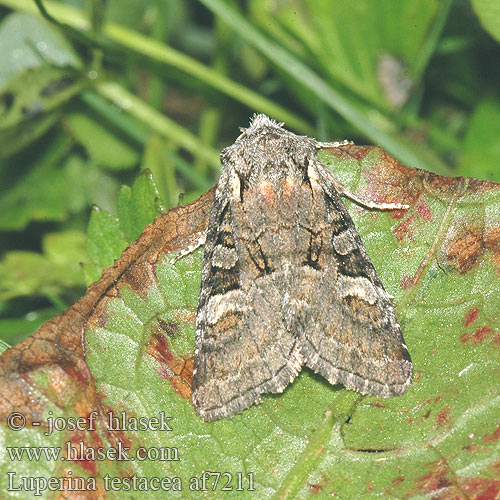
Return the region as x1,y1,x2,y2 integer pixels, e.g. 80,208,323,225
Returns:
307,482,324,494
89,430,104,450
393,199,432,243
148,333,193,400
332,143,367,161
460,332,470,343
390,208,407,220
102,408,133,453
465,444,482,453
446,228,484,274
491,334,500,347
64,363,92,386
461,326,493,345
482,424,500,443
400,274,414,289
460,477,500,500
154,333,174,362
392,476,405,486
416,201,432,221
370,401,388,408
435,406,452,427
412,459,453,494
472,326,493,343
364,480,374,493
407,457,500,499
394,214,416,243
464,308,480,327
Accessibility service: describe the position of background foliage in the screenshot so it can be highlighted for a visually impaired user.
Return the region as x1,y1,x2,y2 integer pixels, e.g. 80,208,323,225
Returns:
0,0,499,346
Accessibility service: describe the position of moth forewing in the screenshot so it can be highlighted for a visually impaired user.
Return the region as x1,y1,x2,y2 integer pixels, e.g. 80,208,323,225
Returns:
192,114,412,422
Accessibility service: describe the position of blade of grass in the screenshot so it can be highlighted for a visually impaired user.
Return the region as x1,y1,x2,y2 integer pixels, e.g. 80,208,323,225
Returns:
79,89,150,144
103,24,313,135
95,80,220,172
194,107,222,178
82,87,215,187
412,0,453,81
165,150,214,190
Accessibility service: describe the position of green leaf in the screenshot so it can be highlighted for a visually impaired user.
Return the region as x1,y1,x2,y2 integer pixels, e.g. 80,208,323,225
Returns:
84,206,125,284
0,230,86,301
78,151,500,497
3,151,496,498
117,170,164,242
0,151,117,230
0,11,84,157
458,96,500,182
84,170,165,283
64,107,140,170
0,136,72,230
0,65,85,158
0,12,81,91
471,0,500,42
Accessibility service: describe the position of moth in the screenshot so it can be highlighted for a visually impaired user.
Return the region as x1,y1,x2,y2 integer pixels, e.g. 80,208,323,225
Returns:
191,114,412,422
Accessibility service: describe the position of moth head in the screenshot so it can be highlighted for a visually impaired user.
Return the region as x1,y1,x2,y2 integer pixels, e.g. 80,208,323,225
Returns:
221,114,317,181
236,114,284,141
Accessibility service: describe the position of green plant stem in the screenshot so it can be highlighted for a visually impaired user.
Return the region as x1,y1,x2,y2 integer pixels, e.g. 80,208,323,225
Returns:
33,0,99,46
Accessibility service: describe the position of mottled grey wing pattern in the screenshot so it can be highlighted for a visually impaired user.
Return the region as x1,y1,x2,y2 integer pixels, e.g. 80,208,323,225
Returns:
299,164,412,398
192,114,411,422
192,167,305,422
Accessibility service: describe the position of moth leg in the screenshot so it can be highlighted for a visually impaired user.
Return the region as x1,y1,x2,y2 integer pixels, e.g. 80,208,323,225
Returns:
336,180,409,210
315,140,409,210
170,230,206,264
322,167,409,211
316,140,353,149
